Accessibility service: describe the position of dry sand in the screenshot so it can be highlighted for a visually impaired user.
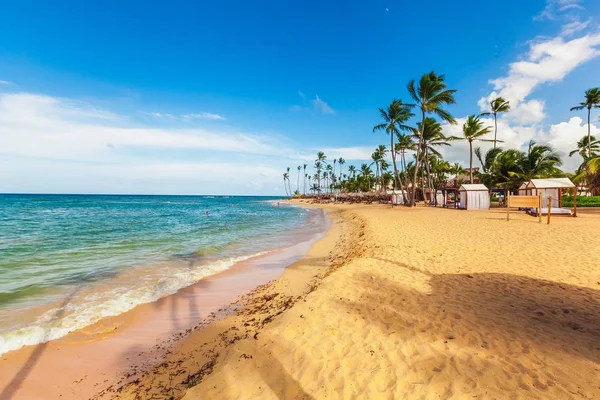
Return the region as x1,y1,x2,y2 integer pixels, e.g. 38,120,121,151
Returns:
179,203,600,400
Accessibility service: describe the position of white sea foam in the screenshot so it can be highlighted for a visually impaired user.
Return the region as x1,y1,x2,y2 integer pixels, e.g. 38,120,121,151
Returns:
0,250,270,355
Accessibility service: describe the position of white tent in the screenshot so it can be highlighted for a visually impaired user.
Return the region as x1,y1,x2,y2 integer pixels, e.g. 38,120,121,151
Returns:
521,178,576,215
458,184,490,210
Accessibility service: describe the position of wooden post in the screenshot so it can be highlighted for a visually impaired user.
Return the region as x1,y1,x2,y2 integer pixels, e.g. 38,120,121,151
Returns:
573,188,577,217
547,196,552,225
538,193,542,223
506,190,510,221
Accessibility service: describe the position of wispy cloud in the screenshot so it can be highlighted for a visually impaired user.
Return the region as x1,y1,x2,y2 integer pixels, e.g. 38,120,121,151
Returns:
145,111,225,121
0,80,12,85
291,92,336,115
536,0,584,20
182,112,225,121
312,95,335,114
0,92,302,194
561,17,592,36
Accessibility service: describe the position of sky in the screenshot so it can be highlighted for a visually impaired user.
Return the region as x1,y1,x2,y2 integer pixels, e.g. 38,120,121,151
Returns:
1,0,600,195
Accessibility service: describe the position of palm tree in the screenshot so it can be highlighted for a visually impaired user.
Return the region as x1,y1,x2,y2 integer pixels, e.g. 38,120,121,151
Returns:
295,165,301,195
414,117,454,194
370,146,386,191
348,165,356,179
513,141,562,182
407,72,457,205
481,97,510,148
283,172,290,196
570,88,600,158
457,115,493,183
475,146,504,188
286,167,292,196
395,133,415,175
338,157,345,179
373,99,414,199
359,163,374,192
570,135,600,170
326,164,334,193
303,164,308,194
307,175,312,193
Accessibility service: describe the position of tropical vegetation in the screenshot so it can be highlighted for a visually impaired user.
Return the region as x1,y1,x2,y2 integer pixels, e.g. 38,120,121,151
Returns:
280,76,600,204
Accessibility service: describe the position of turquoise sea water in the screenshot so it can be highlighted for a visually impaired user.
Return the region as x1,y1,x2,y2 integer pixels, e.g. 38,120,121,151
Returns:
0,194,324,354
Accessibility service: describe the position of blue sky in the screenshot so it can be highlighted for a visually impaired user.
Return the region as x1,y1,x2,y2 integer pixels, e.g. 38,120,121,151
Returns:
1,0,600,194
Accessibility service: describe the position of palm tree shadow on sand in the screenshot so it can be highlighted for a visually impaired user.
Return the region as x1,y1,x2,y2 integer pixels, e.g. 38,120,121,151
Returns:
336,259,600,394
1,287,82,400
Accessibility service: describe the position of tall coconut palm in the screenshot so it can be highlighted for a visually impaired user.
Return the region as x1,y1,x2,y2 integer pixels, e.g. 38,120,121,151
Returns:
283,172,290,196
303,164,308,194
570,88,600,158
457,115,494,183
296,166,301,195
359,163,374,192
326,164,334,193
474,146,504,188
395,134,416,176
307,175,312,193
348,165,356,179
482,97,511,148
414,117,454,194
513,140,563,182
373,99,414,201
370,146,386,192
570,135,600,172
407,72,457,205
338,157,345,178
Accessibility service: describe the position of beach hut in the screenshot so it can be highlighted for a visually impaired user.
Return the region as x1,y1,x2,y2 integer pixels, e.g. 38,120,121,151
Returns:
521,178,577,216
457,184,490,210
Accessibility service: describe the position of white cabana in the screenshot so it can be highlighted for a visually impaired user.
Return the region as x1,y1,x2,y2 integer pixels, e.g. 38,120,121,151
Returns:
458,184,490,210
520,178,577,216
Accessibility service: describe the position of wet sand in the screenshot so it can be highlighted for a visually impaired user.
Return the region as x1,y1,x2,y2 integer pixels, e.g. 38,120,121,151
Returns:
0,215,329,400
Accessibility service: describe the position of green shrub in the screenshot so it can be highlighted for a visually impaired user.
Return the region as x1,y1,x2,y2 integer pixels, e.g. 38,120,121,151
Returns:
562,196,600,207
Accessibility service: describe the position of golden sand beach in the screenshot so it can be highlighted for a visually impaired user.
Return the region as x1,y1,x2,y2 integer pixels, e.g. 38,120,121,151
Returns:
3,203,600,399
177,203,600,400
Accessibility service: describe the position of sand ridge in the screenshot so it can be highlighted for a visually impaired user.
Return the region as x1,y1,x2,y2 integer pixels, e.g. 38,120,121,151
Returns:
181,203,600,400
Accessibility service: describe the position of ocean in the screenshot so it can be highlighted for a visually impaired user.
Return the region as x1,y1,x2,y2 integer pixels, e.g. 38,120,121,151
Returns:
0,194,325,355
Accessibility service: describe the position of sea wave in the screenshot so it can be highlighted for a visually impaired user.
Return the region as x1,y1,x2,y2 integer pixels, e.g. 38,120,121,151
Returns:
0,250,270,355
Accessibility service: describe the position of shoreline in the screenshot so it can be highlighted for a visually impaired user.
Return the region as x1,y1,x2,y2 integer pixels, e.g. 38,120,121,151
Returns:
101,206,360,399
0,205,335,400
182,201,599,399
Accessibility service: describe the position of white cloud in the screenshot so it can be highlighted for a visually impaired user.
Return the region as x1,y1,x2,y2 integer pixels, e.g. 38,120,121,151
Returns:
506,99,546,125
0,92,300,194
536,0,584,20
544,116,600,170
312,96,335,114
561,18,592,36
146,111,225,121
0,80,12,85
478,33,600,126
182,112,225,121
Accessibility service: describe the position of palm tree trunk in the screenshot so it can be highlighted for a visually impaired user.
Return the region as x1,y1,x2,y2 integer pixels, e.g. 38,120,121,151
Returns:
588,107,592,159
399,150,408,205
297,170,300,195
493,113,498,149
283,178,289,196
424,148,433,201
411,108,426,206
469,141,474,184
390,134,400,190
